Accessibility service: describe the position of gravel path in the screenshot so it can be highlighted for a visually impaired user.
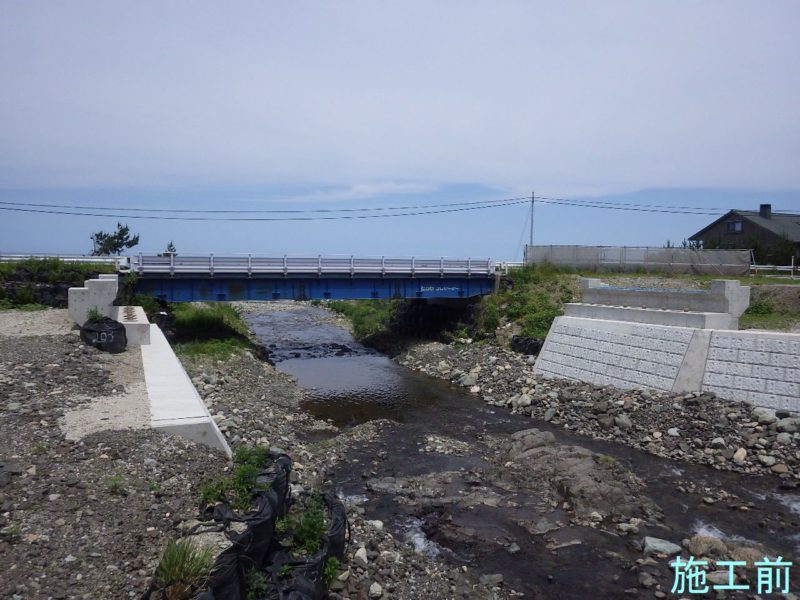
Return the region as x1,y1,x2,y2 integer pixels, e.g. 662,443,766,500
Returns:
0,308,74,337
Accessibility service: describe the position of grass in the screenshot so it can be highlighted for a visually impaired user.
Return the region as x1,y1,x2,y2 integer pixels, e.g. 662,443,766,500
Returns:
0,521,21,538
323,557,340,586
0,257,115,285
246,569,270,599
738,297,800,331
0,298,47,311
154,538,215,600
199,445,271,511
171,302,254,359
479,263,577,339
276,493,328,556
106,474,128,495
327,299,399,340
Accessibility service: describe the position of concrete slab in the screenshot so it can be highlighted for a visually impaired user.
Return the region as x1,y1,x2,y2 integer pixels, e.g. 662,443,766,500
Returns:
68,276,119,325
564,303,735,329
141,324,231,457
110,306,151,346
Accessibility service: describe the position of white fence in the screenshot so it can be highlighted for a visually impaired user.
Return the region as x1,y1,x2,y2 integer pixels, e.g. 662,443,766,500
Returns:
524,245,752,275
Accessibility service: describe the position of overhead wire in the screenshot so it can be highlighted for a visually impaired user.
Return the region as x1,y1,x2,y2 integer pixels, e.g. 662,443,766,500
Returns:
0,196,527,214
0,198,530,221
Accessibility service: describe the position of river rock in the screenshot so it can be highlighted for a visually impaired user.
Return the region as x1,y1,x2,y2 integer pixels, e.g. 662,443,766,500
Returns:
758,455,777,467
689,534,727,558
354,546,369,568
368,582,383,598
615,414,633,430
752,407,777,424
667,428,680,437
777,417,800,433
643,537,682,557
732,448,747,465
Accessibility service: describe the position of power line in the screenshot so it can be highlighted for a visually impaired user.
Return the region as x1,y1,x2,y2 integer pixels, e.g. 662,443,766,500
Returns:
0,199,530,221
534,195,798,214
0,196,527,214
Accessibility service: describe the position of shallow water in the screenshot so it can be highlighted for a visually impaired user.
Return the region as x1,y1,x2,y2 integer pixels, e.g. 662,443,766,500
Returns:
246,305,800,598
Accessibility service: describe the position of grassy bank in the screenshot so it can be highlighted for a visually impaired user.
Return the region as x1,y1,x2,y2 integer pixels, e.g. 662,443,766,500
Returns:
327,299,400,340
476,264,578,339
0,257,115,285
171,302,254,359
739,298,800,331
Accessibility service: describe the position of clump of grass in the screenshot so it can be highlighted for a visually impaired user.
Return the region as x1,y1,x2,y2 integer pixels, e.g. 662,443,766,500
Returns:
0,257,115,285
174,338,251,359
327,299,399,340
323,556,340,586
199,445,271,511
0,521,22,539
277,493,328,556
246,568,270,599
106,473,128,495
744,299,773,315
86,306,104,322
277,563,293,578
154,539,215,600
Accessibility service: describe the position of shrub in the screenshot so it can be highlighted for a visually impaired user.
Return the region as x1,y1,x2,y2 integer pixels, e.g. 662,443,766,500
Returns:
246,569,270,599
106,474,128,495
12,286,36,305
744,299,773,315
154,539,215,600
327,299,399,339
323,557,340,586
278,493,327,556
87,307,104,322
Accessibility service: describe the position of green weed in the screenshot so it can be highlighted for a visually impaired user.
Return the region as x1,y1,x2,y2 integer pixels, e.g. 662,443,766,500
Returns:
327,299,399,340
246,568,270,599
323,556,340,586
106,474,128,495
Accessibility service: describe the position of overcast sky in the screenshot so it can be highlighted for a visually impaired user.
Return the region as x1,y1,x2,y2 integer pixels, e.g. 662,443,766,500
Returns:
1,1,799,257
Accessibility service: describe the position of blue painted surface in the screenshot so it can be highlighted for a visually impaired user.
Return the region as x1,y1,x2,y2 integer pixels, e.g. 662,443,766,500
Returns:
135,276,494,301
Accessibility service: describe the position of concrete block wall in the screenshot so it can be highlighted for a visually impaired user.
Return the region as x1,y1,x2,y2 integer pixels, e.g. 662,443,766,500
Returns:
702,330,800,411
535,316,800,412
580,278,750,318
67,274,119,325
534,317,694,393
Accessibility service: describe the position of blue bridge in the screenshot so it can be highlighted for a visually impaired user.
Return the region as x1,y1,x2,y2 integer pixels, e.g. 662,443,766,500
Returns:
132,254,497,301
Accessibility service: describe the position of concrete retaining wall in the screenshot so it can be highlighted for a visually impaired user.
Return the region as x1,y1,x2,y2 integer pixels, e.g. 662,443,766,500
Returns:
535,316,800,412
702,330,800,411
535,317,694,393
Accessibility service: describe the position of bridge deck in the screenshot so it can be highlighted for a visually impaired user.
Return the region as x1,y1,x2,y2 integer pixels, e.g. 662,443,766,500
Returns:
133,254,493,278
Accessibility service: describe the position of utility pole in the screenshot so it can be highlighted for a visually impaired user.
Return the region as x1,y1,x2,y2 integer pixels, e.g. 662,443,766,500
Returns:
529,191,535,246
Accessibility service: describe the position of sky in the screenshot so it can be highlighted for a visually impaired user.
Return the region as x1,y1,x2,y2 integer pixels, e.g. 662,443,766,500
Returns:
1,1,799,259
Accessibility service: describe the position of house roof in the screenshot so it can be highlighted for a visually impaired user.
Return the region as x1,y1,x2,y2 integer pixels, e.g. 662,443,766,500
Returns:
689,209,800,242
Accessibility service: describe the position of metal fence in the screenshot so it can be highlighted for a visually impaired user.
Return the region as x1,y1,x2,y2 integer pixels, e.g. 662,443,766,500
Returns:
524,245,752,275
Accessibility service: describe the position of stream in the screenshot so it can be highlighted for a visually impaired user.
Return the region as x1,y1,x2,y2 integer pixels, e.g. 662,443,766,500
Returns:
246,304,800,599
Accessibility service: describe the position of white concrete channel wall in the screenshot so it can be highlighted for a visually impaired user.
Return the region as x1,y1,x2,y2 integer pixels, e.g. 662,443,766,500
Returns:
534,279,800,412
67,276,231,456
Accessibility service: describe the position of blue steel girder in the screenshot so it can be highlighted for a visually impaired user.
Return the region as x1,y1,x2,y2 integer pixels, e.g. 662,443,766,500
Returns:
135,275,494,302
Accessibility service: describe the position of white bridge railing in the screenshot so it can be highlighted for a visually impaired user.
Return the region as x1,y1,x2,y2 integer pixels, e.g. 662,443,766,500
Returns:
133,254,495,277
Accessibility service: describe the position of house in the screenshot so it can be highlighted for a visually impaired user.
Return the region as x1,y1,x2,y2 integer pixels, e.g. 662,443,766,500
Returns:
689,204,800,264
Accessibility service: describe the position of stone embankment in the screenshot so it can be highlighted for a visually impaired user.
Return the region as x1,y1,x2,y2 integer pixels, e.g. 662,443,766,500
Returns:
397,341,800,482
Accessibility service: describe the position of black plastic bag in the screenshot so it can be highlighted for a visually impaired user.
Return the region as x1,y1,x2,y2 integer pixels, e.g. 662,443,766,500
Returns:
80,317,127,353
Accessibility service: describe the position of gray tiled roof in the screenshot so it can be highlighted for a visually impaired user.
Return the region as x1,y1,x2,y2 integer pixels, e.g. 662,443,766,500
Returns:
736,211,800,242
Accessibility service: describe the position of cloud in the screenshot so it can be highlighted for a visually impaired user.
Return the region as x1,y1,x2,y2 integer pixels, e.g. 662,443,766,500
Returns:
0,1,798,196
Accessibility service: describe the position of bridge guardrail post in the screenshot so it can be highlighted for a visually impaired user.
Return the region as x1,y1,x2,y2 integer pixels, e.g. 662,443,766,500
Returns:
381,256,385,277
247,253,252,278
169,252,174,276
467,257,472,278
440,257,444,278
411,256,415,278
318,255,322,277
209,253,214,277
283,255,288,277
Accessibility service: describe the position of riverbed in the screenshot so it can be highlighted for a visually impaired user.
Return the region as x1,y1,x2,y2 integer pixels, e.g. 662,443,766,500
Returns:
245,303,800,599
